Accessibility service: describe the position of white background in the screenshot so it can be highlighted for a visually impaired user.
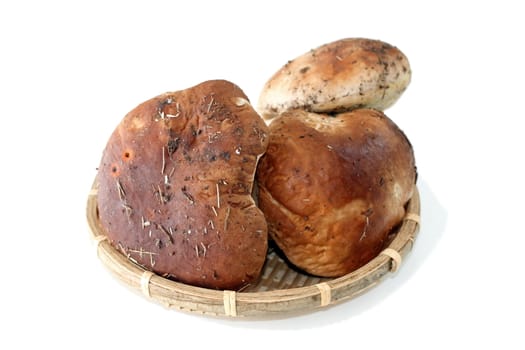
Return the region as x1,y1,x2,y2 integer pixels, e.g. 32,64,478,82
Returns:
1,1,523,349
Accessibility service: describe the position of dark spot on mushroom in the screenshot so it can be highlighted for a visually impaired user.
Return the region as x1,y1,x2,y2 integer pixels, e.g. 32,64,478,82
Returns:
110,163,121,177
204,151,217,162
220,151,231,160
299,66,310,74
233,127,244,136
167,138,180,155
121,150,134,162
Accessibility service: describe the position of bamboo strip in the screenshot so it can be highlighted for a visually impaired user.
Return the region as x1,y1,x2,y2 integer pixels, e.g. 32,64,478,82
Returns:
86,180,421,318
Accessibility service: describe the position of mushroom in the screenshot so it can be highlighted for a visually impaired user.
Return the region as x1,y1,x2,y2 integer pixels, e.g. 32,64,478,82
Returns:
97,80,269,290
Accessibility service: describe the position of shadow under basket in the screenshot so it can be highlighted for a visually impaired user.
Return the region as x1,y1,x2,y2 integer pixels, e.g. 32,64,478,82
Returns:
86,181,421,319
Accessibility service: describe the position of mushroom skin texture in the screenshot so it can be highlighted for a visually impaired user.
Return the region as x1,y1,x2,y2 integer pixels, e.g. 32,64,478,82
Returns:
258,38,411,123
97,80,269,290
256,109,416,277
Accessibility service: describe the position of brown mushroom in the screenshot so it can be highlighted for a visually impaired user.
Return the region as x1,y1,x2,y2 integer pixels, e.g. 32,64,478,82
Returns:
96,80,269,290
256,109,416,277
257,38,411,123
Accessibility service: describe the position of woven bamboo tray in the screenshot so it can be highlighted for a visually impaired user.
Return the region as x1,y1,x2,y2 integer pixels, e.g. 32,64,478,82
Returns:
86,180,420,318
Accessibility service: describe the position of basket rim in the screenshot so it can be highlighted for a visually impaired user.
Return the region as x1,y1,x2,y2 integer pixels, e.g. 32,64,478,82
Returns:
87,180,420,318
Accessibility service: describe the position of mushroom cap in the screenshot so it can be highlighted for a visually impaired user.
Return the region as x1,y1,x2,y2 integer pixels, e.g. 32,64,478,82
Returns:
97,80,269,290
256,109,416,277
257,38,411,123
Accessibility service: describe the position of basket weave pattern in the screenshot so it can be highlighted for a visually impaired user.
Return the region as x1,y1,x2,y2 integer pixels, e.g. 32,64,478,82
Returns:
87,181,420,318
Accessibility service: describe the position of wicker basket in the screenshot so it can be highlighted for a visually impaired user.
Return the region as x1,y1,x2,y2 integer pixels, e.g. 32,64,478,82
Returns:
86,180,420,318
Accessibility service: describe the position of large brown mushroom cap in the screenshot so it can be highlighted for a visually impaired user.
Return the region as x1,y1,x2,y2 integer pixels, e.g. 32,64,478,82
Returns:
256,109,416,277
257,38,411,123
97,80,269,290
